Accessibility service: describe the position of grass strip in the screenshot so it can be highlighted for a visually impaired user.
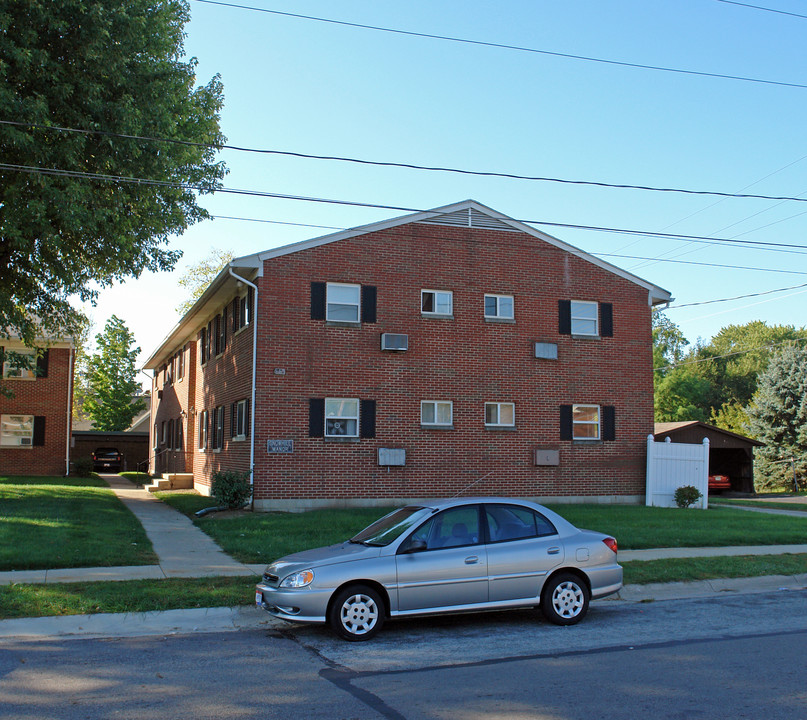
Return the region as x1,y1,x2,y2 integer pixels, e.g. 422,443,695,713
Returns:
623,553,807,585
2,555,806,619
712,499,807,513
0,475,157,571
119,472,151,487
0,576,256,619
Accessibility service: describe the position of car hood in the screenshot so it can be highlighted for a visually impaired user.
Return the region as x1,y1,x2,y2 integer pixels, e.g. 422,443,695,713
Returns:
265,542,382,575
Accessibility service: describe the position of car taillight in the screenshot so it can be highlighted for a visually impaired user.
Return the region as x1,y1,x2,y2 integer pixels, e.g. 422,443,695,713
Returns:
602,537,618,554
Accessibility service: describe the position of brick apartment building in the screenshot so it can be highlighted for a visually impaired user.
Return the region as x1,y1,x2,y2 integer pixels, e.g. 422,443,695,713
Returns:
145,200,672,510
0,336,74,476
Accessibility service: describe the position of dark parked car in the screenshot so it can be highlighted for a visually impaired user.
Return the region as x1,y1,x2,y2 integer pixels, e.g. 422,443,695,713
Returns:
256,497,622,641
92,447,122,472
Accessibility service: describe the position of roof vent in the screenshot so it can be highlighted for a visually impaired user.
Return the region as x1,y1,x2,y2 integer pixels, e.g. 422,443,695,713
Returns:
418,207,519,232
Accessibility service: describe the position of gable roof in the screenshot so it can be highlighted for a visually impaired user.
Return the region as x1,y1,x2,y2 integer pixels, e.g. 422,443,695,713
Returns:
654,421,763,447
145,199,672,368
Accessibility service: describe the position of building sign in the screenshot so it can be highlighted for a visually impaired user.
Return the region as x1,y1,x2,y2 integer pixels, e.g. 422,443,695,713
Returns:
267,439,294,454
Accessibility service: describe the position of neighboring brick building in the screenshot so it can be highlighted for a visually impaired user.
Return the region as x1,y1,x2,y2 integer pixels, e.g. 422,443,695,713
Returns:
145,200,671,510
0,336,74,476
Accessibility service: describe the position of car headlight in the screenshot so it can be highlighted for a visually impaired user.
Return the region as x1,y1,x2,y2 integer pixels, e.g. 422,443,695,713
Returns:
279,569,315,588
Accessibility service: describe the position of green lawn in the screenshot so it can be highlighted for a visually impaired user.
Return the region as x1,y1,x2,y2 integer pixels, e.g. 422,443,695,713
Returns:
713,498,807,513
623,553,807,585
0,475,158,571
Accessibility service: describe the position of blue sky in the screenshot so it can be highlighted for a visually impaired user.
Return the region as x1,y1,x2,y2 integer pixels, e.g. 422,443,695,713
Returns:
86,0,807,369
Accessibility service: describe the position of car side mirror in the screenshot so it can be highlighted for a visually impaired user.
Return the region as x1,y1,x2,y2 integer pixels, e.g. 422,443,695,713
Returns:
401,538,427,554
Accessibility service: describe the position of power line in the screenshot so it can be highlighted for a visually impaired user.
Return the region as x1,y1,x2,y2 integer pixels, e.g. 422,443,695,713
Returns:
192,0,807,90
666,282,807,308
597,252,807,276
5,161,807,261
6,119,807,208
715,1,807,20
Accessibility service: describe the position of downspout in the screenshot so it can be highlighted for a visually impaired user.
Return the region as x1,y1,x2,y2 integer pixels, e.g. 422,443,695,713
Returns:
65,345,74,476
228,267,258,509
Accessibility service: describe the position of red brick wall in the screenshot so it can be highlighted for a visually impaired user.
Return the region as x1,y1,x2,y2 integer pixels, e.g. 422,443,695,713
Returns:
247,222,653,506
0,346,73,476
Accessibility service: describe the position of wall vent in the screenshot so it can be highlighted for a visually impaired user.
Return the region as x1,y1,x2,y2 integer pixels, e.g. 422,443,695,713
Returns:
378,448,406,466
381,333,409,351
418,207,519,232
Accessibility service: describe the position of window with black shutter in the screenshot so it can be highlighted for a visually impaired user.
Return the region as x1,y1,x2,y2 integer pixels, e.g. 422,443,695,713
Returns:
361,286,377,324
32,416,46,446
309,398,325,437
360,399,376,438
559,405,573,440
602,405,616,441
311,282,326,320
558,300,572,335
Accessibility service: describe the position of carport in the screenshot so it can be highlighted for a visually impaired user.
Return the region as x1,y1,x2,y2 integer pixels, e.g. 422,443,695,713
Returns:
654,422,763,494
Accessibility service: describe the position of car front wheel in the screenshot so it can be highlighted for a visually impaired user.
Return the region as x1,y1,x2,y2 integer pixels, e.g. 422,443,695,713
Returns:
328,585,385,641
541,573,590,625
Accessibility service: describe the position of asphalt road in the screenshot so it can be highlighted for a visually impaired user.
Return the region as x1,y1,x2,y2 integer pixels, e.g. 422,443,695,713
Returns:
2,590,806,719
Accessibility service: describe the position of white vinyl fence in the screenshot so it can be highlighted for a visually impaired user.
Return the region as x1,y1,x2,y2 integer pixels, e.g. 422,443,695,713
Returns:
646,434,709,509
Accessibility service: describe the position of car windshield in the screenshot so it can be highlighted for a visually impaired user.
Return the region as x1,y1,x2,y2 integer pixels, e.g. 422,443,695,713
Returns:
350,506,428,546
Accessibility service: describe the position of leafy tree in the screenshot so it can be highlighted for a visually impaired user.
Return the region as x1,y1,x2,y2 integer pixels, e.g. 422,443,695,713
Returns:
652,310,689,376
654,367,712,423
83,316,145,431
0,0,226,348
746,344,807,491
176,248,234,315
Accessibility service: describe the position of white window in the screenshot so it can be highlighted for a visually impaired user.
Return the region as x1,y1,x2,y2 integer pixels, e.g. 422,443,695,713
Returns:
198,410,208,450
326,283,361,323
1,414,34,447
421,290,453,316
421,401,453,426
573,404,600,440
484,294,514,320
2,350,36,380
234,399,248,440
485,402,515,427
324,398,359,437
571,301,598,336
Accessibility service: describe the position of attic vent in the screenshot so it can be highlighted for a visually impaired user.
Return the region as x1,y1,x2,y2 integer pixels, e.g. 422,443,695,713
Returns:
418,208,519,232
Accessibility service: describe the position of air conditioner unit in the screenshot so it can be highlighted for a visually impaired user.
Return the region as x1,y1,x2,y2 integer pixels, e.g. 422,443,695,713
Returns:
381,333,408,351
20,437,32,446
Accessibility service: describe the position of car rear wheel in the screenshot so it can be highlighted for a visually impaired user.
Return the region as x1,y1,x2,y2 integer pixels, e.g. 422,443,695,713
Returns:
541,573,590,625
328,585,385,641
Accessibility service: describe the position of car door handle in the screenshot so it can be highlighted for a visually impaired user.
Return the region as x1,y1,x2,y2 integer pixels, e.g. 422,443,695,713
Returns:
465,556,479,564
547,547,560,555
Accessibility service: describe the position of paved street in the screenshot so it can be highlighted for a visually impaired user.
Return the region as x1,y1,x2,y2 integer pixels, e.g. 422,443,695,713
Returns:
2,589,805,719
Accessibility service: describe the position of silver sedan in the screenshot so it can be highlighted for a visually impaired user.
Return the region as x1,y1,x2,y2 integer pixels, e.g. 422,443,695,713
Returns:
255,497,622,641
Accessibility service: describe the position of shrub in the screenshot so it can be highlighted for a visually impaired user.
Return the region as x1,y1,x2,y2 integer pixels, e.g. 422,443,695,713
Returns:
71,457,95,477
674,485,703,508
211,470,252,509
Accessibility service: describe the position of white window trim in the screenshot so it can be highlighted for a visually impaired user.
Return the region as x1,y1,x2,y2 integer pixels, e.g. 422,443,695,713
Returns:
485,402,515,427
324,397,360,438
0,414,34,447
198,410,208,451
484,294,514,320
421,289,453,317
572,404,601,440
2,350,37,380
571,300,599,336
326,282,361,323
233,399,248,441
421,400,454,427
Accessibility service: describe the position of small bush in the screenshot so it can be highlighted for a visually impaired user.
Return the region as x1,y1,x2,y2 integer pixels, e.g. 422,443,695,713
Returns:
674,485,703,508
211,470,252,509
71,458,95,478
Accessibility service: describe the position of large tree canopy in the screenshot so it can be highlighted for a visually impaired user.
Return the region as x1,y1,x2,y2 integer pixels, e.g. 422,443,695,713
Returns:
176,247,234,316
0,0,225,346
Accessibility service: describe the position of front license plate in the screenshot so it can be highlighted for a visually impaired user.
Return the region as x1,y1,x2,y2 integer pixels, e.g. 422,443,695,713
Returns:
255,591,263,607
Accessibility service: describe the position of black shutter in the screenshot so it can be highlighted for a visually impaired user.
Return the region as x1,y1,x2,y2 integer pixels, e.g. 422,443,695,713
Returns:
309,398,325,437
208,320,214,359
231,402,237,437
247,287,254,325
602,406,616,441
36,350,49,378
33,416,46,446
232,298,239,333
245,398,251,437
361,286,377,323
559,405,573,440
0,346,4,370
558,300,572,335
221,307,228,351
360,399,376,438
311,282,326,320
600,303,613,338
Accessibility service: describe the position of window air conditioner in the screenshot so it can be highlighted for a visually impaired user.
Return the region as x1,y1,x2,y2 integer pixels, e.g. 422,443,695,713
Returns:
381,333,408,351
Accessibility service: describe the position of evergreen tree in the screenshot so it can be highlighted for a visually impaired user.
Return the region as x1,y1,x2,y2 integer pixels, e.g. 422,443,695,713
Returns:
746,344,807,491
84,316,144,431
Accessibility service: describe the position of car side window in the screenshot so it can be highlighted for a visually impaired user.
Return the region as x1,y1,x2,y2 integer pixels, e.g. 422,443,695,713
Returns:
408,506,481,550
485,505,557,543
